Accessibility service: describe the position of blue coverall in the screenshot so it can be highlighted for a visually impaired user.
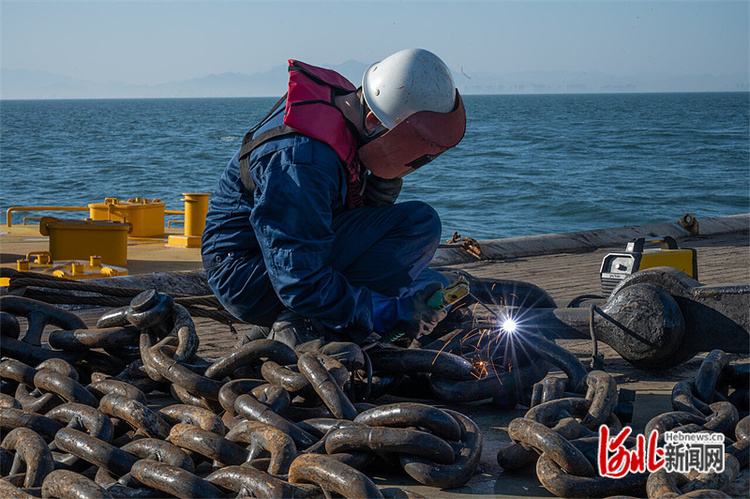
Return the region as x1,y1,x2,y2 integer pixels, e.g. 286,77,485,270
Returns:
201,114,448,344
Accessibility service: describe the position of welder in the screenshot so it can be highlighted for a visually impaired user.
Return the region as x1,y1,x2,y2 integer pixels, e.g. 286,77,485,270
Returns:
201,48,466,348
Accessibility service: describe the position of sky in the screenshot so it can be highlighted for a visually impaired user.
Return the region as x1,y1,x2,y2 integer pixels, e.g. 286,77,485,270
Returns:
1,1,748,91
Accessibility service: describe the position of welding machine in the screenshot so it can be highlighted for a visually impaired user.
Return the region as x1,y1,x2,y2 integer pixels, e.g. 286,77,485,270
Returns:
600,236,697,296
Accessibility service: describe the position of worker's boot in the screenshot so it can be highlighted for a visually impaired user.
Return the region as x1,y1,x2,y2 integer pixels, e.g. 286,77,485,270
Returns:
234,324,271,348
268,310,326,349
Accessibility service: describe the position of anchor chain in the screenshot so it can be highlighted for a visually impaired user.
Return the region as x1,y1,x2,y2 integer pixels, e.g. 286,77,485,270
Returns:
1,289,747,498
499,383,650,498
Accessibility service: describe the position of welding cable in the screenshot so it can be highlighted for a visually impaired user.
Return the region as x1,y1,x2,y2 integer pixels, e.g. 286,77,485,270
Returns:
348,359,357,402
364,349,374,402
565,294,604,309
589,305,604,371
356,347,375,402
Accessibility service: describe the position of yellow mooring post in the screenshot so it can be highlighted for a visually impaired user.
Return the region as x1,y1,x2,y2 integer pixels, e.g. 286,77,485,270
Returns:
167,193,210,248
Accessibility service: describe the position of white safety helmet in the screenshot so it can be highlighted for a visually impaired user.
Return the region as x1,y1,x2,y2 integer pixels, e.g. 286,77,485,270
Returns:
358,48,466,179
362,48,457,129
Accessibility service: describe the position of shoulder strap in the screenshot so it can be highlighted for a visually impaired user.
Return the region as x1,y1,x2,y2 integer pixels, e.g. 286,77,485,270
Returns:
248,93,287,137
238,124,296,192
238,94,291,193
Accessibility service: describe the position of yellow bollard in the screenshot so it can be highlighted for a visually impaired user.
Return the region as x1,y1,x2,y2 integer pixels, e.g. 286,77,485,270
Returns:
183,193,210,237
167,193,210,248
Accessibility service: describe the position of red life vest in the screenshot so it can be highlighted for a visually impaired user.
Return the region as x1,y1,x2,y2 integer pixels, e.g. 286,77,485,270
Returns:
238,60,365,210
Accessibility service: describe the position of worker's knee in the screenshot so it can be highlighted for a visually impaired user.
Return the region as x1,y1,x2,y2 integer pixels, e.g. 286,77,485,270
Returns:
203,253,282,326
399,201,442,245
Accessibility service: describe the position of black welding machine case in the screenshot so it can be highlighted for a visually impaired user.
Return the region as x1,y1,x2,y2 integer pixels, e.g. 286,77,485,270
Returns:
600,236,697,296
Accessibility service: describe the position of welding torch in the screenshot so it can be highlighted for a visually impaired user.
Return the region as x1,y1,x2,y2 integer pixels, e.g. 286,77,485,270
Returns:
382,278,471,343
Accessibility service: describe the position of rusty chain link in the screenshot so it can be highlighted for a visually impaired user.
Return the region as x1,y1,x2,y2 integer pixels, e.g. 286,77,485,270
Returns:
1,289,747,498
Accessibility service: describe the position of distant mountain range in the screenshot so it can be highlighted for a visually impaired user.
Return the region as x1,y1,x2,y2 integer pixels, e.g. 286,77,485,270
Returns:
2,60,747,100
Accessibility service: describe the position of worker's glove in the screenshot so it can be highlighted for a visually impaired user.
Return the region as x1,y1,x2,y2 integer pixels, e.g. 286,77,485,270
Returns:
401,283,448,339
363,174,402,207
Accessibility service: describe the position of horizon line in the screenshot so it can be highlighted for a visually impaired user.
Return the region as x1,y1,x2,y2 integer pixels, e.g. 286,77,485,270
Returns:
2,89,749,102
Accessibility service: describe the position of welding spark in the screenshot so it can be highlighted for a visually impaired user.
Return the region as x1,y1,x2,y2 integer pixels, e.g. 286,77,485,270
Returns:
456,288,543,383
472,360,489,379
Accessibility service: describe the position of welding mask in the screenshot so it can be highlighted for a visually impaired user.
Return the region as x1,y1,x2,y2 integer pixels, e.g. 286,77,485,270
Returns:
358,48,467,178
358,91,466,178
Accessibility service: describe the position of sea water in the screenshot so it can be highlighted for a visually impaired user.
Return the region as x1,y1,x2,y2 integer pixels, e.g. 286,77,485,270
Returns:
1,92,748,240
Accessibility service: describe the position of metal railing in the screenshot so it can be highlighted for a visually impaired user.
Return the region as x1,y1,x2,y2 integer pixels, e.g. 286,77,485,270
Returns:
6,206,186,227
6,206,90,227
